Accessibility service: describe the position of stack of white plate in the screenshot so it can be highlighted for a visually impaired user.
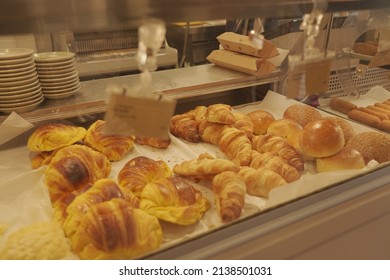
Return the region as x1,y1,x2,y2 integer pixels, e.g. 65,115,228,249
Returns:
34,52,81,99
0,48,44,114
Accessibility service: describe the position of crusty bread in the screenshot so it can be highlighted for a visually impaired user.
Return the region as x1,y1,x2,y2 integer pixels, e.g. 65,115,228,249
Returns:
283,104,322,127
346,131,390,163
298,119,345,158
352,41,378,56
246,109,275,135
329,97,358,115
316,147,366,173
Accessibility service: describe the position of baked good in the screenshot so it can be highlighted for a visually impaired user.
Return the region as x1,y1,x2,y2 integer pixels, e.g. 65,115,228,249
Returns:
27,123,86,152
267,118,302,147
205,104,235,125
252,134,304,172
346,131,390,163
347,109,381,129
118,156,172,197
211,171,246,223
329,97,358,115
83,120,135,161
218,126,252,166
30,151,55,169
140,177,209,225
298,119,345,158
187,105,207,124
135,135,171,149
352,41,378,56
283,104,322,127
233,112,254,139
67,198,163,260
249,151,301,183
378,119,390,133
374,102,390,112
321,116,356,145
238,166,286,198
358,107,389,121
367,105,390,118
169,113,201,143
45,144,111,204
246,109,275,135
198,119,227,145
316,147,366,173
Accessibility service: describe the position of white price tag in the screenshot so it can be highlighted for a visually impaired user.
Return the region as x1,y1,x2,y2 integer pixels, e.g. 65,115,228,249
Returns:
104,87,176,139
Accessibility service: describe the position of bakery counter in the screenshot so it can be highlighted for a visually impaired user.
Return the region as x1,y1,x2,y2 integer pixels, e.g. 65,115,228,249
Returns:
0,64,281,124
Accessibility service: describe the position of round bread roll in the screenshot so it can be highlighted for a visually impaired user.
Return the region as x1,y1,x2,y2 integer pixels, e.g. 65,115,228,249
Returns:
316,147,366,173
322,116,356,144
246,110,275,135
346,131,390,164
267,118,302,144
298,119,345,158
283,104,322,127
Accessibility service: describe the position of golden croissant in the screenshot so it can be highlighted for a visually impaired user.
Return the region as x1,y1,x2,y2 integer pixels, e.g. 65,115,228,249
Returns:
252,134,304,172
45,144,111,204
238,166,286,198
30,151,55,169
205,104,235,125
27,123,86,152
198,119,227,145
135,135,171,149
169,113,201,143
212,171,246,223
187,105,207,124
83,120,135,161
249,150,301,183
219,126,252,166
67,198,163,260
118,156,172,197
140,177,209,225
233,112,254,139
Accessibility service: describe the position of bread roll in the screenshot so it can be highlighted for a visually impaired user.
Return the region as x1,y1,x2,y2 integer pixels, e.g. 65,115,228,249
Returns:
346,131,390,163
321,116,356,145
267,118,302,147
367,105,390,118
246,110,275,135
347,109,381,129
358,107,389,121
379,119,390,133
352,41,378,56
329,97,358,115
283,104,322,127
316,147,366,173
298,119,345,158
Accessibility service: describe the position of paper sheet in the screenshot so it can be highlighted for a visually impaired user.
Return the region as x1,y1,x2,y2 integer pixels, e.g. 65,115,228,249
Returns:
0,112,34,146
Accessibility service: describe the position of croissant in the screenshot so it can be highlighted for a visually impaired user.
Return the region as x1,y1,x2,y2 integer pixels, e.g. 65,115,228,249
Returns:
219,126,252,166
233,112,254,139
173,156,240,179
169,113,201,143
135,135,171,149
118,156,172,197
83,120,135,161
27,123,86,152
187,105,207,124
30,151,55,169
140,177,209,225
212,171,246,223
198,119,227,145
238,166,286,198
249,150,301,183
45,144,111,204
205,104,235,125
252,134,304,172
67,198,163,260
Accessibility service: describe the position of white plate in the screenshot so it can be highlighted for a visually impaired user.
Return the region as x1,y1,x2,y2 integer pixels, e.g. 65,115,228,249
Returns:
0,60,35,70
38,71,79,84
0,82,41,96
0,87,42,100
36,69,78,79
0,71,38,83
0,79,40,93
0,95,44,108
0,76,39,88
35,58,75,67
0,67,36,78
42,80,80,91
0,64,36,74
40,77,79,88
0,56,34,66
0,91,43,103
33,52,75,63
0,48,34,60
0,98,43,114
43,84,81,98
36,61,76,71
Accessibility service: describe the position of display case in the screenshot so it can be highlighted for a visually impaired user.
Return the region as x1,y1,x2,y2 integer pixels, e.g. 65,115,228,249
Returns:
1,0,390,260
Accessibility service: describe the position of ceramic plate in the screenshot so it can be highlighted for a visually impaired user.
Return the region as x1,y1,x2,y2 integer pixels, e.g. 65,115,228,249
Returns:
0,82,41,96
0,91,43,103
0,71,38,83
33,52,75,63
0,79,40,93
0,87,42,100
0,76,39,88
42,80,80,91
35,58,75,67
0,56,34,66
38,71,79,84
0,60,35,70
43,84,81,98
0,48,34,60
36,69,78,79
0,64,36,74
0,98,44,114
0,67,36,78
0,95,44,108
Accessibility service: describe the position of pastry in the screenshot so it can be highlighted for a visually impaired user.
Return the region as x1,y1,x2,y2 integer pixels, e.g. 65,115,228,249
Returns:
218,126,252,166
347,109,381,129
329,97,358,115
135,135,171,149
246,109,275,135
283,104,322,127
198,119,227,145
169,113,201,143
233,112,254,139
205,104,235,125
316,147,366,172
267,118,302,149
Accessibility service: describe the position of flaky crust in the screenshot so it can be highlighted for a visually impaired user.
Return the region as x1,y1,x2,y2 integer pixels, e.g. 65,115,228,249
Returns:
219,126,252,166
233,112,254,139
205,104,235,125
169,113,201,143
135,135,171,149
198,119,227,145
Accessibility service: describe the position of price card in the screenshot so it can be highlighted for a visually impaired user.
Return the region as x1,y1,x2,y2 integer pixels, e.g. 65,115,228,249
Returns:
104,86,176,139
369,29,390,68
287,52,333,99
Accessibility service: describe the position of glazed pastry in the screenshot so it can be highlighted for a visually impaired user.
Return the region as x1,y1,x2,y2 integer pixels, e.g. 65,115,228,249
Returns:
198,119,227,145
118,156,172,197
173,155,240,179
233,112,254,139
68,198,163,260
169,113,201,143
249,150,301,183
219,126,252,166
30,151,55,169
205,104,235,125
45,144,111,204
252,134,304,172
140,177,209,225
238,166,286,198
83,120,135,161
212,171,246,223
27,123,86,152
135,135,171,149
